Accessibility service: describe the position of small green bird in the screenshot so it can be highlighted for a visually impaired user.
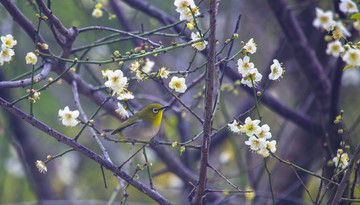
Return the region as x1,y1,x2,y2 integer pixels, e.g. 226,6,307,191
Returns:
111,104,168,140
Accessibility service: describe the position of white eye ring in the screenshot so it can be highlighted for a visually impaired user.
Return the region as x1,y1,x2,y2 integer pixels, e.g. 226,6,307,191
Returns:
152,108,159,113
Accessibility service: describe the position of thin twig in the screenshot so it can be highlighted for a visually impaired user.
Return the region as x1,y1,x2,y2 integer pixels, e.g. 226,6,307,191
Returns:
207,163,243,192
291,166,314,204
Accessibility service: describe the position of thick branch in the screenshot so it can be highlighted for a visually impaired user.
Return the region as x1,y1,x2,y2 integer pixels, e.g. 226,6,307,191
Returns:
193,0,217,203
35,0,71,38
268,0,331,112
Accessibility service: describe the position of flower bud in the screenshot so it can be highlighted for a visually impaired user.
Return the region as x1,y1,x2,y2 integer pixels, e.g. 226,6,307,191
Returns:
114,50,121,57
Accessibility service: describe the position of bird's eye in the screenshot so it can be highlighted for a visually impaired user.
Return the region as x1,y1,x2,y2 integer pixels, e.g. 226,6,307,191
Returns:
152,108,159,114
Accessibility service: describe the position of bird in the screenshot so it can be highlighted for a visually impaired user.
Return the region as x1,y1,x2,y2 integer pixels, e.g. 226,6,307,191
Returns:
110,104,168,140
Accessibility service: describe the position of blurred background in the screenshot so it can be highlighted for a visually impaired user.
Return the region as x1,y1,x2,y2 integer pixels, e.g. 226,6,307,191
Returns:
1,0,360,204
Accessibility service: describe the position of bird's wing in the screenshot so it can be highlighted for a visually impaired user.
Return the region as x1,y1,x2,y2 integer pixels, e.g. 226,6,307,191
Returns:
111,119,141,135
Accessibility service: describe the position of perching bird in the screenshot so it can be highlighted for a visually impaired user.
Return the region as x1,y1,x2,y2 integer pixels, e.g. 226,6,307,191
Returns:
111,104,168,140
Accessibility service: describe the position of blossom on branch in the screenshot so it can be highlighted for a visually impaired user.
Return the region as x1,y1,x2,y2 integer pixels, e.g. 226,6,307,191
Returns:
240,117,261,137
159,67,170,79
25,52,37,65
244,38,257,54
1,34,17,49
35,160,47,174
228,119,242,134
326,40,344,57
241,69,262,87
117,91,134,101
268,59,284,81
174,0,200,22
169,76,187,93
342,48,360,66
237,56,256,75
191,32,208,51
58,106,79,127
339,0,359,14
102,69,128,96
115,103,129,119
312,7,336,31
142,59,155,73
332,149,349,169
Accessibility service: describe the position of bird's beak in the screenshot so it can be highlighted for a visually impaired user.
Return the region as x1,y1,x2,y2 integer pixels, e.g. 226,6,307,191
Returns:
160,106,169,111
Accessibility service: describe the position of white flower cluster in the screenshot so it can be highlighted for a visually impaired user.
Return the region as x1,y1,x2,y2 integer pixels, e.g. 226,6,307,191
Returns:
0,34,17,66
102,69,134,101
237,39,284,87
332,149,349,169
228,117,277,158
237,39,262,87
128,59,155,81
174,0,200,22
313,2,360,69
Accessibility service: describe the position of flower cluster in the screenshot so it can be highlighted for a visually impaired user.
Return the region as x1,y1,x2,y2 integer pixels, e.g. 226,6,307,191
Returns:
313,2,360,69
191,32,208,51
102,69,134,100
237,39,284,87
228,117,276,158
174,0,200,22
128,59,155,81
332,149,349,169
237,39,262,87
0,34,17,65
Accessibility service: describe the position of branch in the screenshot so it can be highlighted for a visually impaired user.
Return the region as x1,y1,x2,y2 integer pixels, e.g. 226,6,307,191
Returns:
78,26,160,47
0,63,51,88
332,144,360,204
35,0,71,39
193,0,217,203
0,96,174,205
267,0,331,112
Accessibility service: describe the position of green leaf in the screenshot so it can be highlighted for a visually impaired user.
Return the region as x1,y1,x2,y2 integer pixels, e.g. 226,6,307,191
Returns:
343,65,354,71
350,13,360,20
